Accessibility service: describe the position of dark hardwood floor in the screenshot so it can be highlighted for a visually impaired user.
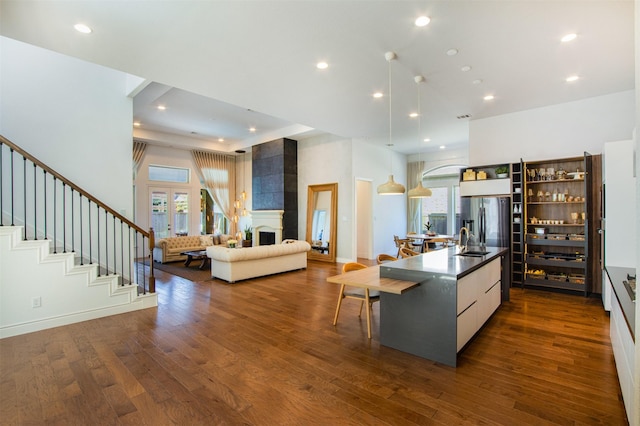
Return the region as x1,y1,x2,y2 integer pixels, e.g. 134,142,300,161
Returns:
0,259,628,425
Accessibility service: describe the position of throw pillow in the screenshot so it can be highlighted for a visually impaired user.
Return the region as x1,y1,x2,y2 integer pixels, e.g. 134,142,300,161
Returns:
200,235,214,246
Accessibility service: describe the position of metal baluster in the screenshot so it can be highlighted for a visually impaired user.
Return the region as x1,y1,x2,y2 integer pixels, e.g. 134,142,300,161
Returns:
113,215,116,278
120,221,124,286
43,171,47,239
10,148,14,226
104,209,108,275
97,205,100,275
53,177,57,254
22,157,26,240
62,182,66,253
79,196,83,265
88,200,92,264
33,163,37,239
70,188,75,253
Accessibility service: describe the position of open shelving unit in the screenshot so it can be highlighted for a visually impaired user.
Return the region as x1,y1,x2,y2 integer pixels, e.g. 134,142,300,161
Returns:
522,154,598,295
510,161,523,288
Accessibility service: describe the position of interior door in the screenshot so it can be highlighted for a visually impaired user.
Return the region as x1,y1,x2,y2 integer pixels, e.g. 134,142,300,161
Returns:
150,187,190,239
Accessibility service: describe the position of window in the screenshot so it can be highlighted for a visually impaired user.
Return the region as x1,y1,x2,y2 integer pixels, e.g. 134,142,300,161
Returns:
420,165,465,235
148,165,190,183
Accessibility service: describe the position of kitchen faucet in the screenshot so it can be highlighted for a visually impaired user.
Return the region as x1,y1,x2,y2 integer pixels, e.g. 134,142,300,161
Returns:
458,227,471,253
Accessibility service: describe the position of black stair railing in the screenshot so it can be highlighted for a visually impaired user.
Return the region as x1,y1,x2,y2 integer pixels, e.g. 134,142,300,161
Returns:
0,135,155,294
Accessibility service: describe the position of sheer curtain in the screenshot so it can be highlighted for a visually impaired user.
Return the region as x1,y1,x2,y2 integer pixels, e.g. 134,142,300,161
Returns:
191,150,237,235
407,160,425,233
132,140,147,178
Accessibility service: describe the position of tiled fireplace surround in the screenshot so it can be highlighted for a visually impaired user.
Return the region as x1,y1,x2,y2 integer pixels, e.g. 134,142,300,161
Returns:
251,138,298,243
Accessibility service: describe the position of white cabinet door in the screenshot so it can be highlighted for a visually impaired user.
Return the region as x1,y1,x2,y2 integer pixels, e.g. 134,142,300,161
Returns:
478,281,501,325
457,257,502,351
457,302,477,352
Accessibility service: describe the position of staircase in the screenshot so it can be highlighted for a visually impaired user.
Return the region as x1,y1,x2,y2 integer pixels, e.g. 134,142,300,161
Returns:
0,136,157,338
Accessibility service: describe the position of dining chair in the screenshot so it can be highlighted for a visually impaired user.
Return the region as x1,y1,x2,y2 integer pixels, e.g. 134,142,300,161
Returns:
399,247,420,258
426,237,450,251
393,235,413,257
376,253,398,264
406,232,425,252
333,262,380,339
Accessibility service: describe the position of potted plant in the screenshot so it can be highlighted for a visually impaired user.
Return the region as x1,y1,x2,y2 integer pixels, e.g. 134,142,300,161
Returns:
495,165,509,178
243,225,253,247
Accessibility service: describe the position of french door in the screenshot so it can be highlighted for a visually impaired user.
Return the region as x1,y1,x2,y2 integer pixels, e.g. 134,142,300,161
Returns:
150,187,190,239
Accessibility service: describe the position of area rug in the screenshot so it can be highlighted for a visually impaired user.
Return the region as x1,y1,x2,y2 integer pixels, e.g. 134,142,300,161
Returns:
146,260,212,282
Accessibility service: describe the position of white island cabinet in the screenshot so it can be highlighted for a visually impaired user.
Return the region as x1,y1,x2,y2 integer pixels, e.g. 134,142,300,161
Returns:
457,257,501,351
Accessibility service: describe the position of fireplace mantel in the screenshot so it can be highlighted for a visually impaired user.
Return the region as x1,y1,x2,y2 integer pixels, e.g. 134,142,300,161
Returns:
250,210,284,246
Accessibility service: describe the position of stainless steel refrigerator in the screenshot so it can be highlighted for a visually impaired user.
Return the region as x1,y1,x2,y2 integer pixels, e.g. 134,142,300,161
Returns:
460,196,512,301
460,196,511,248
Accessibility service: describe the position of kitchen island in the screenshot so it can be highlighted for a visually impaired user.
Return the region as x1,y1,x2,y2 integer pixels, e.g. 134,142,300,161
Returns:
379,246,509,367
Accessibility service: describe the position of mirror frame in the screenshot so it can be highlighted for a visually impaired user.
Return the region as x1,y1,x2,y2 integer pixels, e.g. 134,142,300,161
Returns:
306,183,338,263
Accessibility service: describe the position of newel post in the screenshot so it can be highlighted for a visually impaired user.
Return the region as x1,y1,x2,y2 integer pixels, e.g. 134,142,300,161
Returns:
148,227,156,293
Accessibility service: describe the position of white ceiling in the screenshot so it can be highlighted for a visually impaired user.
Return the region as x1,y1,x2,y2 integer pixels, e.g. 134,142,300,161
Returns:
0,1,634,155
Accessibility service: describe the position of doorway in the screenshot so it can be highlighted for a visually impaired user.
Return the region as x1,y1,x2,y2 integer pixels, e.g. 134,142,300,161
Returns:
355,179,373,259
150,187,191,239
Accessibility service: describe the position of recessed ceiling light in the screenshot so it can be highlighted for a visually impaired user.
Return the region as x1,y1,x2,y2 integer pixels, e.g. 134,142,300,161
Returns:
415,16,431,27
133,121,141,127
483,95,495,101
439,145,445,150
316,62,328,70
218,138,224,142
249,127,256,132
566,75,579,82
461,65,472,72
561,33,577,43
74,23,92,34
446,48,458,56
472,79,483,85
373,92,383,98
423,138,431,142
157,105,166,111
409,112,418,118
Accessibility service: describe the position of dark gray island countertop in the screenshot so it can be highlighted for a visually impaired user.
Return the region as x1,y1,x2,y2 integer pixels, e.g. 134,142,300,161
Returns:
380,246,508,282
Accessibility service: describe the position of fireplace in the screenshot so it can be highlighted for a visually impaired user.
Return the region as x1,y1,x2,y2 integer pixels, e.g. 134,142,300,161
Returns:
251,210,284,246
259,231,276,246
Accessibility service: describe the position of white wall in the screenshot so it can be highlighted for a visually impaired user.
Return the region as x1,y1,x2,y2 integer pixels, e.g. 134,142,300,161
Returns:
353,138,407,258
297,134,353,262
469,90,635,165
0,37,134,215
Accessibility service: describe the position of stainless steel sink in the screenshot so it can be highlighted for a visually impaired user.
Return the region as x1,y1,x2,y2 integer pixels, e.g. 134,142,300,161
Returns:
456,250,490,257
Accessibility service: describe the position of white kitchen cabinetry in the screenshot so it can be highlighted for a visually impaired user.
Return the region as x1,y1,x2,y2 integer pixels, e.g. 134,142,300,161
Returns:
603,139,636,268
457,257,501,351
610,287,636,421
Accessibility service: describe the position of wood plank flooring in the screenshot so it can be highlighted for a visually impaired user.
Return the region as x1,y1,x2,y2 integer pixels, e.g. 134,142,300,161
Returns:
0,260,628,425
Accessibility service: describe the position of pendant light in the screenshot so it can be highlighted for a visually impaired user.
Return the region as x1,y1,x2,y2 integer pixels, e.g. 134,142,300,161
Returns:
377,51,406,195
408,75,433,199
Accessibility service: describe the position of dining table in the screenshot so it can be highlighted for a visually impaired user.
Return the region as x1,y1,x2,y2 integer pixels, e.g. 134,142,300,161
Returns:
406,234,456,252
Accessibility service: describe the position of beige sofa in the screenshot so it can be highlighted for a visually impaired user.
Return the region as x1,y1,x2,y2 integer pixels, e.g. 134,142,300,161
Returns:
206,240,311,283
153,234,231,263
